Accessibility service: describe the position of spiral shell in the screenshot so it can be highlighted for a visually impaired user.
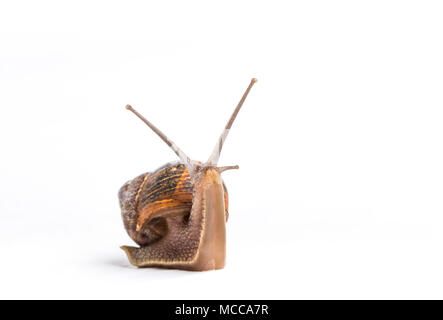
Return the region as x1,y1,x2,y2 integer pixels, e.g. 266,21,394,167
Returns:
119,162,229,247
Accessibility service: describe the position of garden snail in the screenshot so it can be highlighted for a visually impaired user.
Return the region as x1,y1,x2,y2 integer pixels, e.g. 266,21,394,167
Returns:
119,78,257,271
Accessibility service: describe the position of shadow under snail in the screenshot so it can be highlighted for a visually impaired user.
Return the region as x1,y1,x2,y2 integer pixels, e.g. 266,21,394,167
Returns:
118,78,257,271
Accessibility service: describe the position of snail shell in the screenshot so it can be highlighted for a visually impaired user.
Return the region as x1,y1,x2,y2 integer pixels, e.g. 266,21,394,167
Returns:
119,162,229,247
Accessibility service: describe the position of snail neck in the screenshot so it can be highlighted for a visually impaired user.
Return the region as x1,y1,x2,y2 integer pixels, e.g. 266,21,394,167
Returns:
190,168,226,270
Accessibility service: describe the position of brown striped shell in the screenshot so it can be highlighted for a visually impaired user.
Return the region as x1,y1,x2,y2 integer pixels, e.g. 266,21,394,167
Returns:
118,162,229,247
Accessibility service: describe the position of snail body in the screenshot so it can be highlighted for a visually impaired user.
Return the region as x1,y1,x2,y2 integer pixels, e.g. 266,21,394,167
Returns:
119,78,257,271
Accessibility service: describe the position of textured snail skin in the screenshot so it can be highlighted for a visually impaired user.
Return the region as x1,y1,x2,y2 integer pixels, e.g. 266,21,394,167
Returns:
119,78,256,271
119,163,229,271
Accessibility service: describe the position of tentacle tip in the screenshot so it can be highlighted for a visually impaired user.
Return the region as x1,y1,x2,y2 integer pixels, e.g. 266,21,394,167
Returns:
251,78,258,84
125,104,133,110
217,165,240,173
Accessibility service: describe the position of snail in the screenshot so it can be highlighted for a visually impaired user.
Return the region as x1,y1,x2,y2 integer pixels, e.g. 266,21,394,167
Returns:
119,78,257,271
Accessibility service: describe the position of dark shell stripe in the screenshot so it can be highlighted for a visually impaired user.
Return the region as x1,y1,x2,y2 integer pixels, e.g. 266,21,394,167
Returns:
118,172,163,246
137,163,193,211
133,162,229,228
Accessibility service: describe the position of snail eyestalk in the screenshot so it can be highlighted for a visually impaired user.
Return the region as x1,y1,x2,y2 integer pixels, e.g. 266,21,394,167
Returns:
217,165,239,173
125,104,195,174
206,78,257,166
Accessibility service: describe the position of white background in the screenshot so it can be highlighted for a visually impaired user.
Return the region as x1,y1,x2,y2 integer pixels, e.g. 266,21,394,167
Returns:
1,1,443,299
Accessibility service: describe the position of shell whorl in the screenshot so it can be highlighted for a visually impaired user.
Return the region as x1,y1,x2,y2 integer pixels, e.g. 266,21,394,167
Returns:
119,162,229,247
